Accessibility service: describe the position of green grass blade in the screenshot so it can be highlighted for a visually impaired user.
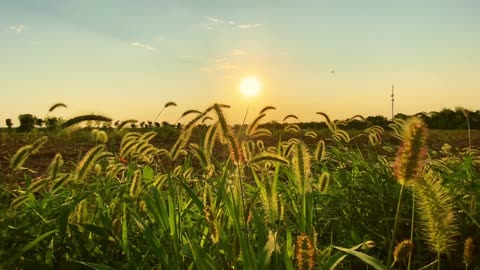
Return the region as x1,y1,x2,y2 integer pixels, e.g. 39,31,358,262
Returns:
333,246,387,270
189,239,219,270
122,203,130,259
129,208,169,267
45,237,54,267
321,251,348,270
74,260,117,270
322,242,367,270
179,180,204,211
3,229,57,266
145,187,169,231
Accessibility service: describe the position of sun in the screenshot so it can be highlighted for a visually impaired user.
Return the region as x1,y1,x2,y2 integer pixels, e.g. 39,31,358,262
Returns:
240,76,261,97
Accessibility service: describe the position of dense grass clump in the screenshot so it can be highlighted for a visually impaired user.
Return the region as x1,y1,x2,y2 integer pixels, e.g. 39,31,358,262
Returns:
1,103,479,269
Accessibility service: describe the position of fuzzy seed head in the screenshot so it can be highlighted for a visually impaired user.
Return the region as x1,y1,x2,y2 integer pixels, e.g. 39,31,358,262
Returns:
291,142,312,192
296,234,315,270
393,239,413,263
416,171,459,255
464,237,475,267
204,206,219,243
394,117,428,185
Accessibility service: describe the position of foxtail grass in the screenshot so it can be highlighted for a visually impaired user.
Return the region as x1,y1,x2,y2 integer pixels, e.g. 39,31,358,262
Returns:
47,153,64,179
416,171,459,268
9,136,48,171
463,237,474,269
387,117,428,268
153,101,177,123
74,145,110,183
48,102,67,113
283,114,298,122
61,114,112,129
392,239,413,268
296,233,315,270
117,119,138,130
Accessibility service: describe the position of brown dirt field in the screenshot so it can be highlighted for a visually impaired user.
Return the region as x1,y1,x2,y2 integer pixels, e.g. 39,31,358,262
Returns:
1,129,479,179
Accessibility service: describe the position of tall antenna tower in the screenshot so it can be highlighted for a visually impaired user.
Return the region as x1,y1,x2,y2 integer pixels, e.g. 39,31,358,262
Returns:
391,84,395,119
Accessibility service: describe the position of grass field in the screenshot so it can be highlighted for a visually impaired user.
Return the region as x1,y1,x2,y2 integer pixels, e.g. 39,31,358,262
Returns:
2,128,479,176
1,105,479,269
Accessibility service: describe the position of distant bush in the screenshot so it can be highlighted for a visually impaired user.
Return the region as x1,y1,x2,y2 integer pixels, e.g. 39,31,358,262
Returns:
5,118,13,131
17,114,37,132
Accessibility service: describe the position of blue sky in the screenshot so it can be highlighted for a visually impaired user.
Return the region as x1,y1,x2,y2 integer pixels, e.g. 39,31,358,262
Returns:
1,0,479,125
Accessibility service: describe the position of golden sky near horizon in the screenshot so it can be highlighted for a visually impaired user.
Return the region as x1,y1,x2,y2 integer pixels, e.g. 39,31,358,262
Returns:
1,1,479,126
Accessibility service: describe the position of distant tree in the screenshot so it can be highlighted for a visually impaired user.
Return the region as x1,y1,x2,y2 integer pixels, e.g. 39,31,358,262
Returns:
140,121,145,128
260,121,283,131
6,118,13,131
394,113,409,120
130,123,137,129
45,117,61,131
454,107,470,129
297,121,326,130
345,119,367,130
471,110,480,129
413,112,429,124
154,122,161,128
35,118,44,127
147,121,153,128
18,114,37,132
429,108,455,129
366,115,389,128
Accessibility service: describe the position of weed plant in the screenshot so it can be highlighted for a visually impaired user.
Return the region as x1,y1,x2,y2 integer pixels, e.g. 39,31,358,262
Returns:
1,104,479,269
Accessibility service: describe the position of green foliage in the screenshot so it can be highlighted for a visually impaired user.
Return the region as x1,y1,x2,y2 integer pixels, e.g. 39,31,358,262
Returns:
18,113,38,132
1,103,479,270
45,117,62,131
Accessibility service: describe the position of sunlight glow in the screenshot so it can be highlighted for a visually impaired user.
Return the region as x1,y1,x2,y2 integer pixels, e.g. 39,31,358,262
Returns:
240,76,261,97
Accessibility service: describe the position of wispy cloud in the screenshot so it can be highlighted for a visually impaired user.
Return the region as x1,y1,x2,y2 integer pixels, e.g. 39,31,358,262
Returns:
238,24,262,29
204,16,225,30
130,42,156,51
206,16,224,24
8,24,25,33
204,16,262,30
232,49,247,56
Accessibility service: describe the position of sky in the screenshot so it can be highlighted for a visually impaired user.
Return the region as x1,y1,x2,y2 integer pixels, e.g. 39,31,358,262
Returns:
1,0,479,126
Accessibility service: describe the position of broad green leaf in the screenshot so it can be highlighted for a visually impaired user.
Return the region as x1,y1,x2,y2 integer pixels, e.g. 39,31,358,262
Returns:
333,246,387,270
322,242,367,270
189,239,219,270
179,181,204,211
142,165,154,181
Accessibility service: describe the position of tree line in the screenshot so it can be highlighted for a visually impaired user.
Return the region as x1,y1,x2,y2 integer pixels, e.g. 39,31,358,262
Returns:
261,107,480,130
4,107,480,132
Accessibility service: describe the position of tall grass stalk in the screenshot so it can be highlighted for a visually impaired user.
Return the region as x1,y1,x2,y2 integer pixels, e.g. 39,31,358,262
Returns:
387,184,405,268
388,117,428,268
407,187,415,270
2,103,479,268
